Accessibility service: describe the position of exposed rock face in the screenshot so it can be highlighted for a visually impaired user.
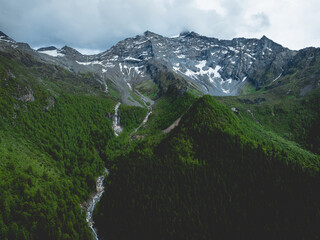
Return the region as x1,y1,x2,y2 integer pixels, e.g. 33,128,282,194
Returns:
43,97,55,111
0,31,15,43
18,88,35,103
43,31,295,98
0,30,301,104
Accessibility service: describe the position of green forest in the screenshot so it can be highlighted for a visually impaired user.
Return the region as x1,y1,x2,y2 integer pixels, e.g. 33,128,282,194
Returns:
0,51,148,239
95,95,320,240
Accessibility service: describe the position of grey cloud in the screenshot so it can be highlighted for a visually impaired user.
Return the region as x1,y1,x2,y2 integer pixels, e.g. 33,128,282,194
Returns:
249,13,270,32
0,0,248,51
0,0,318,51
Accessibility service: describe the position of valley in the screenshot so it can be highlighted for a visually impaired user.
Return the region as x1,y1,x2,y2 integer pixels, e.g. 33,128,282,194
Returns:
0,30,319,239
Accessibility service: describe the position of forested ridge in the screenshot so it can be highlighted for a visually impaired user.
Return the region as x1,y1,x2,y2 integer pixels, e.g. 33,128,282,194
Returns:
95,95,320,240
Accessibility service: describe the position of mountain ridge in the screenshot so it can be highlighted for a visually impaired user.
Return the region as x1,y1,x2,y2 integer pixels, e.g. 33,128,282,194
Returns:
0,30,316,105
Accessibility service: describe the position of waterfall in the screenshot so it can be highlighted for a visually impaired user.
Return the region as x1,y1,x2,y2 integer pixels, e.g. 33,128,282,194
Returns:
86,169,108,240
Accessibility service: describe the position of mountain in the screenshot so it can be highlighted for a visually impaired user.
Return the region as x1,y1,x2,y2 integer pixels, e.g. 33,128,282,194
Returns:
32,31,295,99
0,31,15,43
90,31,295,96
0,30,298,105
0,30,320,239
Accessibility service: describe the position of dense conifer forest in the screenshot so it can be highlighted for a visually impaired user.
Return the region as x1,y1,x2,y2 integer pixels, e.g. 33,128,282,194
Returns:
95,95,320,240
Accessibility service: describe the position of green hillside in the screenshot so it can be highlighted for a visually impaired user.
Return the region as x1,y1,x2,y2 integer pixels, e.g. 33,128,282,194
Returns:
95,95,320,239
0,50,146,239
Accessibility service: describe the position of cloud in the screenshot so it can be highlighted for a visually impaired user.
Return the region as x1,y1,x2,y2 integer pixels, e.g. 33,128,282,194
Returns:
248,13,270,32
0,0,319,51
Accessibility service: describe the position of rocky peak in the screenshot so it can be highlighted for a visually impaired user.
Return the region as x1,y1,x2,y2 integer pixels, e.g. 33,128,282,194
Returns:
0,31,9,38
144,30,162,39
60,46,83,57
183,31,201,38
179,31,191,37
37,46,58,51
0,31,15,43
260,35,272,42
68,31,297,98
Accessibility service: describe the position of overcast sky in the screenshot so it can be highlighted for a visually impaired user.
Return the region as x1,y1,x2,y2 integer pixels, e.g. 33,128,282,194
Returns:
0,0,319,54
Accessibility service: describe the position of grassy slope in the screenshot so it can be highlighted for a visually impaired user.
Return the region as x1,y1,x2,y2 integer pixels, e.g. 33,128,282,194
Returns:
216,53,320,155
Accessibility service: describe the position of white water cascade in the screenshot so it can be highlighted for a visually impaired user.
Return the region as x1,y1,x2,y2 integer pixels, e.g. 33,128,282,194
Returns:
86,169,108,240
85,100,151,239
112,102,123,136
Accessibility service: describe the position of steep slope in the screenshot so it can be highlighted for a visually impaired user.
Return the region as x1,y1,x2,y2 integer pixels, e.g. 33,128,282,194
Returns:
95,95,320,240
217,46,320,155
18,30,295,103
0,40,149,239
73,31,295,97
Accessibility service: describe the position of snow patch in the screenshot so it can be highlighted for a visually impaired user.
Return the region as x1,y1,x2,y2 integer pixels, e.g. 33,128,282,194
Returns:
195,60,207,70
135,40,148,45
245,53,256,60
105,62,115,68
212,65,222,79
185,69,196,78
177,55,186,59
272,73,282,82
139,51,149,57
109,55,119,61
124,56,141,61
134,66,143,74
173,66,180,72
183,63,222,83
226,78,233,84
76,60,106,67
222,88,230,94
76,61,91,66
39,49,64,57
0,36,14,43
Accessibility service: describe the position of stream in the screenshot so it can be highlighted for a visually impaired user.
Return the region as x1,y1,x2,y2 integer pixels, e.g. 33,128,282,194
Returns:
86,98,152,239
112,102,123,137
86,102,122,239
129,91,153,138
86,169,108,240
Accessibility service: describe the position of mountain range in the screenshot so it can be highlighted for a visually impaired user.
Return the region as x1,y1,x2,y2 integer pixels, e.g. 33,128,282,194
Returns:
0,30,320,239
1,30,309,103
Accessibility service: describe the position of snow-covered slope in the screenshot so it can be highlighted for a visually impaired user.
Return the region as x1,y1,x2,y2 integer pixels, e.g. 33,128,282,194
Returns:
37,46,65,57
